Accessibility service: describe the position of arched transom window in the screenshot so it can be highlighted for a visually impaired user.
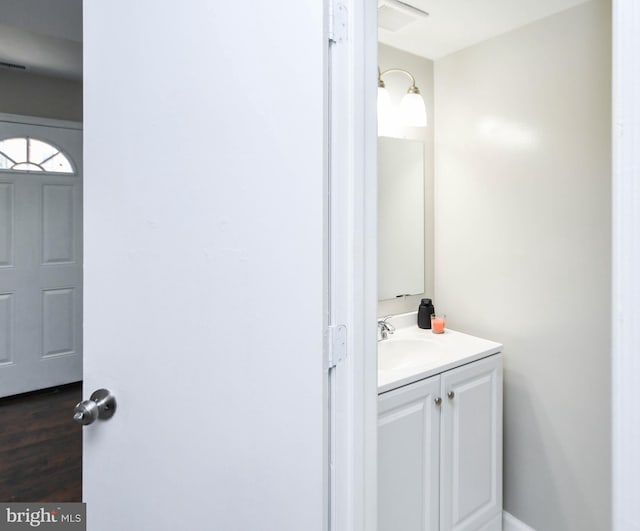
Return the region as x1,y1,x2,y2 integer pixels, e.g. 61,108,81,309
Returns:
0,137,74,174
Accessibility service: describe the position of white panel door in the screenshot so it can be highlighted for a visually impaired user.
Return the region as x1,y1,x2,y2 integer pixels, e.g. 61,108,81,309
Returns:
83,1,327,530
0,118,82,397
440,355,503,531
378,376,441,531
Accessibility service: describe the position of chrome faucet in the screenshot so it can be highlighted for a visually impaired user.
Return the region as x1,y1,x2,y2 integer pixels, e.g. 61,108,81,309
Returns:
377,316,396,341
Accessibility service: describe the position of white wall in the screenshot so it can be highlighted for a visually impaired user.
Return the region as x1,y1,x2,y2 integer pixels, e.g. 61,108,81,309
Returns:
378,44,434,317
0,69,82,121
434,2,611,530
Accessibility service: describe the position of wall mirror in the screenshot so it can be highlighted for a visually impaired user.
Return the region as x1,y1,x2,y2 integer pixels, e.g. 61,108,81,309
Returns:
378,136,425,300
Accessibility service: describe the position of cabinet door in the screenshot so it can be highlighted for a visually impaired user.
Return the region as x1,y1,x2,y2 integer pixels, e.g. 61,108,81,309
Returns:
378,376,441,531
440,354,503,531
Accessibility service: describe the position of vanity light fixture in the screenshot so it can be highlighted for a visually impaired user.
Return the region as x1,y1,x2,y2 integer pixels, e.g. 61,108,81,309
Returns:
377,67,428,128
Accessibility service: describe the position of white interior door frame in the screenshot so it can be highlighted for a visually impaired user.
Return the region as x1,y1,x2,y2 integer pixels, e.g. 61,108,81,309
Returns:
611,1,640,529
336,0,640,529
327,1,378,530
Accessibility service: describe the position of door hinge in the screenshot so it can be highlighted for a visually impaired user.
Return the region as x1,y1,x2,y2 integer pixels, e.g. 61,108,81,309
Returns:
328,1,348,44
324,325,348,369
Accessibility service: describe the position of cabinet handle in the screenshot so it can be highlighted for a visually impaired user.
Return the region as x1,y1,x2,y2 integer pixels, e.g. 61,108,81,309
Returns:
434,397,442,406
447,391,455,400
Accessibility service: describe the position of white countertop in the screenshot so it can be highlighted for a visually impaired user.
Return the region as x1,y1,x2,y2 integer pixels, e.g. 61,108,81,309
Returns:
378,312,502,394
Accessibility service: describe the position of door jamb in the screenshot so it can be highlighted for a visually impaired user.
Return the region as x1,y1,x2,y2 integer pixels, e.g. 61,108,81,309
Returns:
327,1,378,530
611,1,640,529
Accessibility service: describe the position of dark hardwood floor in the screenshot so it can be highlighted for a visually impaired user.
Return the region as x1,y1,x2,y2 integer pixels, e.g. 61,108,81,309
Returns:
0,382,82,502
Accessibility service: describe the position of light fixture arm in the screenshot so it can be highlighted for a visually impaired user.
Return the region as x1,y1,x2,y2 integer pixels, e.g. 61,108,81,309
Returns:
378,68,419,93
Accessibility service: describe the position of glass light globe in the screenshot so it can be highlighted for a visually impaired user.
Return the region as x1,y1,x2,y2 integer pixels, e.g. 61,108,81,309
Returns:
399,91,427,127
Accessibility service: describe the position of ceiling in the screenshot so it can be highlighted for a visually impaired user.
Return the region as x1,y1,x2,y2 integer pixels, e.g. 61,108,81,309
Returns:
378,0,591,59
0,0,82,80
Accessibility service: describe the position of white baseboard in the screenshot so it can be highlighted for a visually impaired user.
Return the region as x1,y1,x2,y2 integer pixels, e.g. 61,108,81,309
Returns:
503,511,536,531
478,513,503,531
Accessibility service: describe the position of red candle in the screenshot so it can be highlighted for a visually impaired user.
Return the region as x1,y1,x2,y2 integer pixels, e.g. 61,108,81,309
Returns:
431,315,445,334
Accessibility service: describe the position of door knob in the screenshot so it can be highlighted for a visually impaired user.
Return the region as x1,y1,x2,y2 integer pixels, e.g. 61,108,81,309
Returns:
447,391,455,400
73,388,116,425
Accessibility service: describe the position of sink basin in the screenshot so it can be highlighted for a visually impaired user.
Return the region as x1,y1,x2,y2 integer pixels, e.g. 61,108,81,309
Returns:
378,338,445,372
376,312,503,393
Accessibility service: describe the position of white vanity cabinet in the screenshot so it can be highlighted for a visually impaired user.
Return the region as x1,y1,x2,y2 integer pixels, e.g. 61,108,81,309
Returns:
378,353,503,531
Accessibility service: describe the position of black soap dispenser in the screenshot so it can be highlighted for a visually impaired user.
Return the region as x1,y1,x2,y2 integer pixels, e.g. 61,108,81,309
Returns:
418,298,434,329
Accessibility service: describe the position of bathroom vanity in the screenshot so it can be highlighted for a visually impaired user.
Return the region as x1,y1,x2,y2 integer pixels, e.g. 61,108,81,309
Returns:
378,313,503,531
